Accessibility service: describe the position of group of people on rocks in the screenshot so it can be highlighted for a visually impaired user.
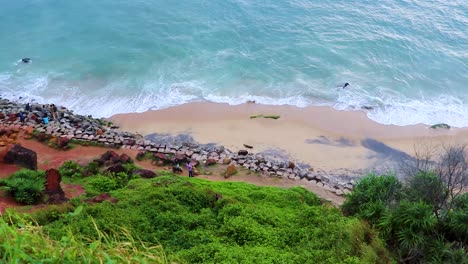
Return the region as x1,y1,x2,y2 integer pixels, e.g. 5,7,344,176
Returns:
16,102,59,124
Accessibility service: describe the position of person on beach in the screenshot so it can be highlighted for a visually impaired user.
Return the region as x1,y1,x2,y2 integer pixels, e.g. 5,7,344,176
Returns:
186,162,194,178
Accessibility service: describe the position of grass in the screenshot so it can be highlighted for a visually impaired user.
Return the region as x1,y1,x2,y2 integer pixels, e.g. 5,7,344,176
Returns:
0,210,168,263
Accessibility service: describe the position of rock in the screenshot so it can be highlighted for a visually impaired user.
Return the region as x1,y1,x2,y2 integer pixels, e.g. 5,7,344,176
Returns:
105,164,126,174
57,136,70,149
0,112,5,119
238,150,248,156
222,158,231,165
224,164,237,178
154,153,173,164
205,158,217,166
44,169,67,204
132,169,157,178
3,144,37,170
119,153,132,164
288,161,295,169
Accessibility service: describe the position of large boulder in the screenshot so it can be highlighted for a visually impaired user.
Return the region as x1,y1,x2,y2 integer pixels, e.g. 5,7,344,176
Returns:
133,169,157,178
224,164,237,178
105,164,126,174
3,144,37,170
57,136,70,149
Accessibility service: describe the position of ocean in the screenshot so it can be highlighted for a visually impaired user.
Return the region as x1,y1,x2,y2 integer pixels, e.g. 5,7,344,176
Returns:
0,0,467,126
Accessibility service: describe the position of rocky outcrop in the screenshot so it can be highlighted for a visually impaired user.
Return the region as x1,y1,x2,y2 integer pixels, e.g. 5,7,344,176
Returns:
3,144,37,170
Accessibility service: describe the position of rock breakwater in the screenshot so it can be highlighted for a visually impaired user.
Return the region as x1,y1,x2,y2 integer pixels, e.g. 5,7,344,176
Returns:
0,98,358,197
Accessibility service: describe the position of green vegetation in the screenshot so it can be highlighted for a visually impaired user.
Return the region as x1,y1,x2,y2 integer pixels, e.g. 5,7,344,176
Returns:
0,210,167,263
343,173,467,263
3,169,45,204
35,176,391,263
250,114,280,120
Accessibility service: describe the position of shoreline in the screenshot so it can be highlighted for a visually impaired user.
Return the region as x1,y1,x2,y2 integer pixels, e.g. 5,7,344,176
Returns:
110,102,468,173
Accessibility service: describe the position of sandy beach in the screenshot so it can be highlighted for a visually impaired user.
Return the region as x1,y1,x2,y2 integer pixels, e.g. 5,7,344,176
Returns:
110,102,468,174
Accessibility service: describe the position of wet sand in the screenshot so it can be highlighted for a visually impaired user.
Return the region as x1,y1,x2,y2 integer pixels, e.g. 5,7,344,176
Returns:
110,102,468,173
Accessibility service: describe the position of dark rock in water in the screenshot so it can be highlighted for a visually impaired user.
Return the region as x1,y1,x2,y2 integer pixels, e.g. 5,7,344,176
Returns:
243,144,253,149
361,106,373,110
133,169,157,178
238,150,248,156
22,58,31,63
430,123,450,129
3,144,37,170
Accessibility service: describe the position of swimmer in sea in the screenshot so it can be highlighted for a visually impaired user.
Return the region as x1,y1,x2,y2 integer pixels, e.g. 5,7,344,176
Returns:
342,82,350,89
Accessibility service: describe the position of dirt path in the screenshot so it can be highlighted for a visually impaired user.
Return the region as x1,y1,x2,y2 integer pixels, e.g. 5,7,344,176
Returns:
0,138,345,213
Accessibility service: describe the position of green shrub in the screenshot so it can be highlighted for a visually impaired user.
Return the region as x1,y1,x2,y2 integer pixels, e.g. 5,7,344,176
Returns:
3,169,46,204
87,175,120,193
342,174,402,223
82,161,100,176
59,161,84,179
42,176,392,263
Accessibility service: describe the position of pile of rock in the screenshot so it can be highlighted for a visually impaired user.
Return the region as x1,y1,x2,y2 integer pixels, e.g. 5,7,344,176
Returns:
0,98,139,148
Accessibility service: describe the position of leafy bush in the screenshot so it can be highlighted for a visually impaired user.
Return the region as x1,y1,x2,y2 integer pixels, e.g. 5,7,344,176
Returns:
343,173,468,263
82,161,100,176
3,169,46,204
59,161,84,179
342,174,402,223
87,175,119,193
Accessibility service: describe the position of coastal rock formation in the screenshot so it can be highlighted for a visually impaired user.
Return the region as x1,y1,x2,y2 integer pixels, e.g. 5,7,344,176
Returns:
3,144,37,170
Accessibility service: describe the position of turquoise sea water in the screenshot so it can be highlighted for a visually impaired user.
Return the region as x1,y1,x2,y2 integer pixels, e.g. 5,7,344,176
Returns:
0,0,467,126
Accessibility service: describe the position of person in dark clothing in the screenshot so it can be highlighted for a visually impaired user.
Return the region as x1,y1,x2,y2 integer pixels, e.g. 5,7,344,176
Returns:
19,112,25,123
25,103,31,112
186,162,194,177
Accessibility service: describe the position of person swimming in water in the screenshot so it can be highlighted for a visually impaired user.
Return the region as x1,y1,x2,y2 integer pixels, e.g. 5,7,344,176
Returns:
21,58,31,63
342,83,350,89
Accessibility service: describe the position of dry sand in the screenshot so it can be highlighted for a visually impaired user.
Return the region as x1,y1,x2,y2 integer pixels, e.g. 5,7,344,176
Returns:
110,102,468,173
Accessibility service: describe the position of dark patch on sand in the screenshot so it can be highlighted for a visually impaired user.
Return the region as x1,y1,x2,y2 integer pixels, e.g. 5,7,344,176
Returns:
305,136,355,147
361,138,414,162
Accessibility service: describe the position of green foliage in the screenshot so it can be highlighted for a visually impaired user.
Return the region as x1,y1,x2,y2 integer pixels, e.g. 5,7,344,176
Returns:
0,210,167,263
343,173,468,263
3,169,46,204
37,175,391,263
87,175,120,193
82,161,100,176
342,174,402,223
59,160,84,179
